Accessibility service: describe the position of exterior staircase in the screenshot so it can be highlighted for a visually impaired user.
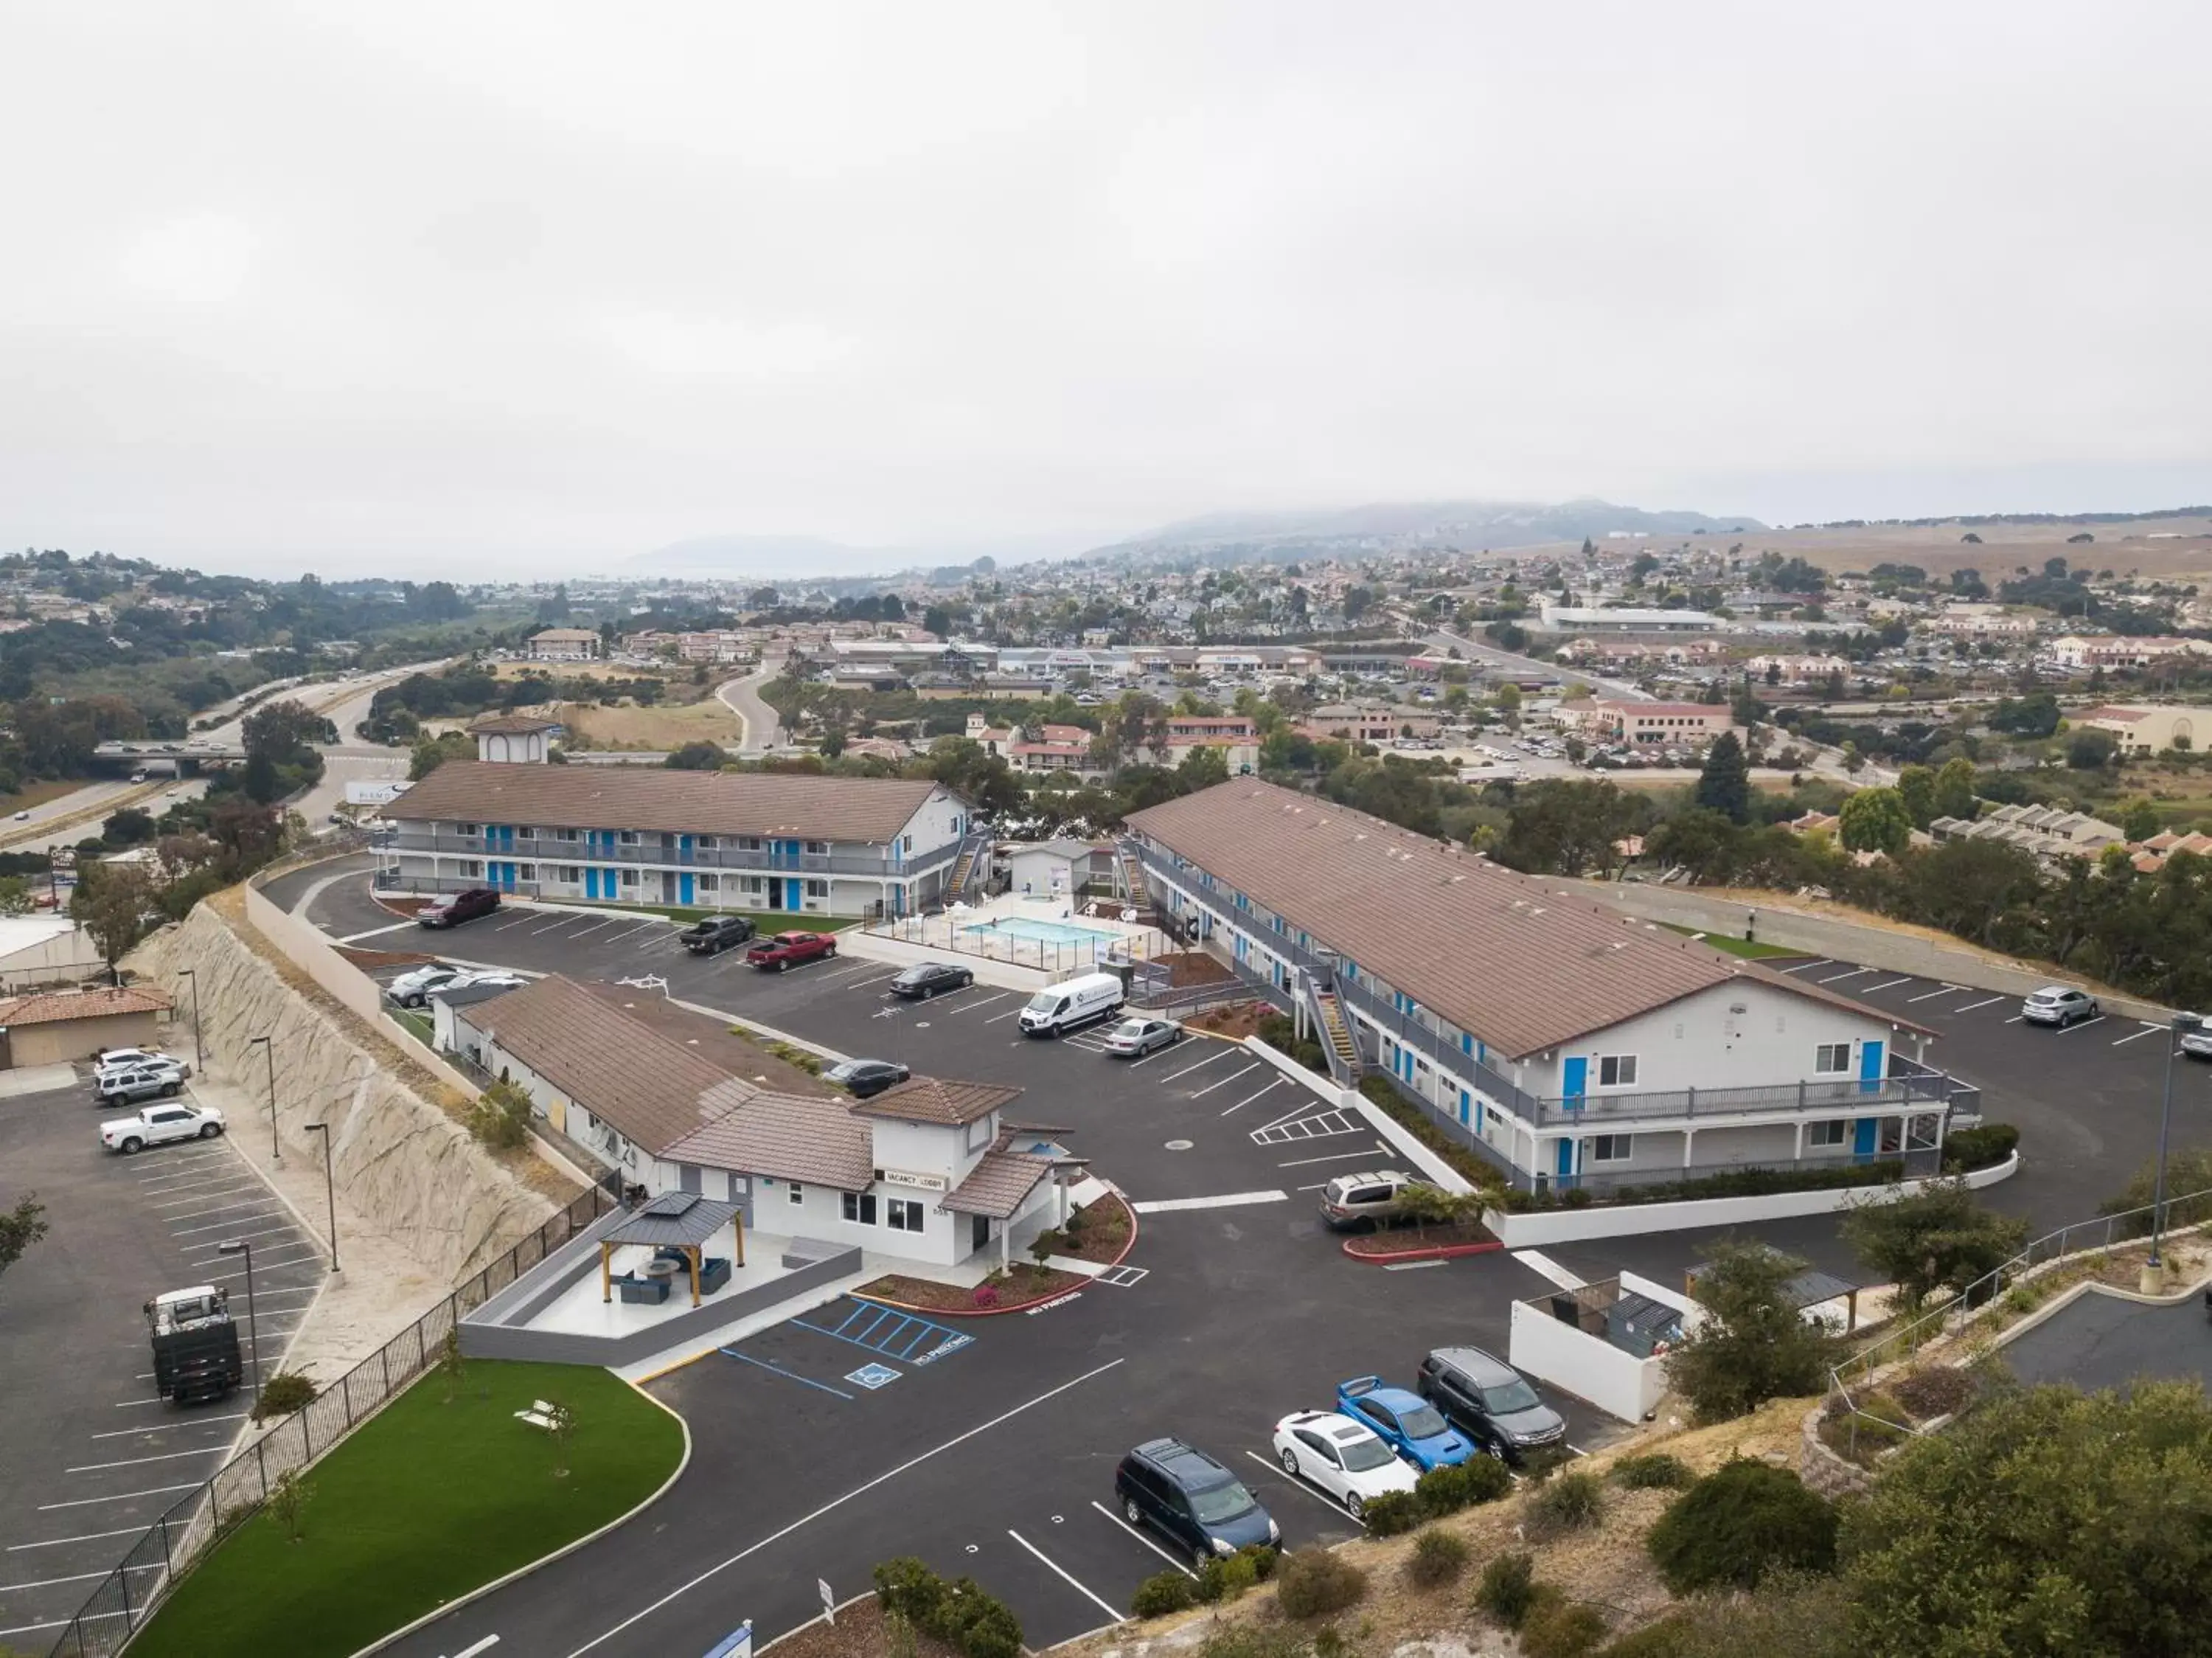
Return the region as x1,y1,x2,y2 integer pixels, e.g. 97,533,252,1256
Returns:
1298,968,1364,1086
1116,844,1150,906
944,832,990,905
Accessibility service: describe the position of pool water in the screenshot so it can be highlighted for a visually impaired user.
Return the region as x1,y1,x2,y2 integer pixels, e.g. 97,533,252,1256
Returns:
961,916,1121,946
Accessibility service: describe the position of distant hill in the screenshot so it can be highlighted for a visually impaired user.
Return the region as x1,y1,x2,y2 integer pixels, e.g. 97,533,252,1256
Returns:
637,532,1088,582
1093,497,1764,563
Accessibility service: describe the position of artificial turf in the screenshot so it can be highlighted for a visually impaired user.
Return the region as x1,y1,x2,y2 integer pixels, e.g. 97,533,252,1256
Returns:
127,1359,684,1658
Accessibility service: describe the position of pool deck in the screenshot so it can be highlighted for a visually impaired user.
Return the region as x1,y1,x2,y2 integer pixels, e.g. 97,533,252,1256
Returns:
870,890,1174,974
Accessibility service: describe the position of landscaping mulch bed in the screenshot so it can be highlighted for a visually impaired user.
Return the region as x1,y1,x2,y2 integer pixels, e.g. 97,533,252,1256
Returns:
1152,949,1234,990
1188,1000,1268,1040
337,946,437,969
1344,1219,1499,1258
762,1595,959,1658
375,894,431,915
1051,1192,1134,1264
859,1262,1087,1314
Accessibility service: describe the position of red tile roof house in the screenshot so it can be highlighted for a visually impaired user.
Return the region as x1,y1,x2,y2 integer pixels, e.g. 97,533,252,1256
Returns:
379,760,978,920
1127,780,1964,1199
449,977,1082,1270
0,984,172,1069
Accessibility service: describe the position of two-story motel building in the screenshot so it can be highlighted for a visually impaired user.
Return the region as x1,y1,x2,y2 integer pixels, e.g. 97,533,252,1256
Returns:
1127,780,1961,1193
379,754,977,919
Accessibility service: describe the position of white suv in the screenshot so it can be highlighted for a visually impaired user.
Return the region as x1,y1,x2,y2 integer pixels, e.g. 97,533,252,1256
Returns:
2020,985,2099,1027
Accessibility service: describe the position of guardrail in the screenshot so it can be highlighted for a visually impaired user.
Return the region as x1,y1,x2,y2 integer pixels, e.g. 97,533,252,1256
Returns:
46,1179,618,1658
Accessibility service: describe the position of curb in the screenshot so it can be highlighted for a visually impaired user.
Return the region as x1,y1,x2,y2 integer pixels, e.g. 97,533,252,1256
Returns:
1343,1236,1506,1265
861,1193,1139,1318
349,1377,694,1658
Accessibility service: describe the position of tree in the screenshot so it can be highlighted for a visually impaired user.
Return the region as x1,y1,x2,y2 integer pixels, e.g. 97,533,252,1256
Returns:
1695,732,1752,824
265,1466,313,1542
0,877,30,917
1492,779,1647,878
242,698,333,763
0,1194,49,1280
2067,727,2120,770
1837,787,1911,856
1666,1240,1844,1423
437,1324,466,1403
73,861,160,970
1843,1381,2212,1657
922,605,952,638
2122,799,2163,843
1175,743,1231,791
664,741,728,771
408,730,475,780
1341,586,1373,621
1933,755,1978,821
542,1395,577,1477
1839,1179,2028,1314
1895,764,1936,830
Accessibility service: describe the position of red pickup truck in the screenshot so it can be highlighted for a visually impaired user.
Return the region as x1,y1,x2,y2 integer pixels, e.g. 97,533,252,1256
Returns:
745,931,839,971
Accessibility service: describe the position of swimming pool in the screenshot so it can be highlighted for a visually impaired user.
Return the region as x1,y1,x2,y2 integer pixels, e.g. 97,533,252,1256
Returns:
960,916,1121,946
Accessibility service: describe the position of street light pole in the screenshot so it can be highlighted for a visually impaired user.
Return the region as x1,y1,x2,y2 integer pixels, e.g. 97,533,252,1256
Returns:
215,1238,260,1399
176,968,202,1076
247,1034,279,1165
302,1122,338,1272
2152,1013,2202,1270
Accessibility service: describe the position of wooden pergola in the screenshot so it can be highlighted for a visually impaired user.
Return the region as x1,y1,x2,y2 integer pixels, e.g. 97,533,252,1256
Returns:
598,1191,745,1308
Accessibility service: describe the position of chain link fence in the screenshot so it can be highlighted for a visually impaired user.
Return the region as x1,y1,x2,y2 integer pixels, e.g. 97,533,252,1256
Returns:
47,1178,616,1658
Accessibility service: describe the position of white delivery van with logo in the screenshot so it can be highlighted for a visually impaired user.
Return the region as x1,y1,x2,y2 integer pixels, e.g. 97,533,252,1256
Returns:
1018,971,1126,1037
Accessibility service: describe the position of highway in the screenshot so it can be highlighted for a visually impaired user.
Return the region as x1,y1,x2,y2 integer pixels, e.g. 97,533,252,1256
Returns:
717,652,788,755
1419,626,1653,702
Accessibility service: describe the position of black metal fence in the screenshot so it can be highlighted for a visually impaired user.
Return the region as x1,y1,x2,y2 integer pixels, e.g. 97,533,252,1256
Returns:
46,1177,617,1658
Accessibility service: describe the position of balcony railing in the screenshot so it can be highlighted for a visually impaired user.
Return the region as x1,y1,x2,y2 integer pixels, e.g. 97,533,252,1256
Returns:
1131,840,1976,1131
378,830,959,879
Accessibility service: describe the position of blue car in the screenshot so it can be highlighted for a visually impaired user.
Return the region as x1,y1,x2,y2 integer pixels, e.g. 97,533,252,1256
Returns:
1336,1376,1474,1471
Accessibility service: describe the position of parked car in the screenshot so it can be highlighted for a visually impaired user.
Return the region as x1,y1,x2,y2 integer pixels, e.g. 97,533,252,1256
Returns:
1317,1169,1420,1232
1018,971,1125,1036
824,1059,911,1099
888,962,975,999
1270,1410,1419,1518
94,1047,181,1076
1114,1437,1280,1567
1101,1017,1181,1058
746,931,838,971
2180,1016,2212,1061
1335,1376,1474,1470
1416,1347,1568,1463
2020,985,2099,1027
678,915,757,956
95,1063,190,1107
385,965,471,1007
417,887,500,929
101,1101,226,1154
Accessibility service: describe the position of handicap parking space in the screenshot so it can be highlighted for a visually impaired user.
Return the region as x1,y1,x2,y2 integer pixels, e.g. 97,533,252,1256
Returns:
714,1297,981,1404
0,1080,328,1645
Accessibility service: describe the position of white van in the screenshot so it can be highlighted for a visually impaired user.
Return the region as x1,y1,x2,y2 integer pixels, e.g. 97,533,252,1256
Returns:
1018,971,1125,1037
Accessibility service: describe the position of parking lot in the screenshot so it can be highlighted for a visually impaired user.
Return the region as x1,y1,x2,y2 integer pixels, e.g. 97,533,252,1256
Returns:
0,1071,327,1647
284,867,2212,1653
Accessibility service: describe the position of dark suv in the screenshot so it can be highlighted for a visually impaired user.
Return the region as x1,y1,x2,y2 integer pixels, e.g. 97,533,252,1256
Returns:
1415,1346,1567,1463
679,915,757,955
1115,1437,1279,1568
417,887,500,928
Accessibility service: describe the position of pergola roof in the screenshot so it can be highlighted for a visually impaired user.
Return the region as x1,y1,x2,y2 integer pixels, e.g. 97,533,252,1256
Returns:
600,1191,740,1250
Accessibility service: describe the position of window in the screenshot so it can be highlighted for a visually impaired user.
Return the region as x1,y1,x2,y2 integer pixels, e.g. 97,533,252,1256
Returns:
697,836,718,850
744,876,765,894
619,869,639,888
804,879,827,898
517,864,537,881
902,834,913,853
456,822,481,836
1808,1120,1848,1148
805,840,828,855
517,825,536,839
842,1192,877,1224
887,1198,925,1232
788,1182,805,1206
739,836,762,851
618,830,640,845
555,828,581,842
1590,1134,1633,1162
1815,1043,1852,1075
1597,1055,1638,1088
459,859,482,878
559,867,580,883
697,873,719,892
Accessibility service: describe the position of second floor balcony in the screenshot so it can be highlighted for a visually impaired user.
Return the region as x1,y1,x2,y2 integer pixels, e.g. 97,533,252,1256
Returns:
381,828,960,878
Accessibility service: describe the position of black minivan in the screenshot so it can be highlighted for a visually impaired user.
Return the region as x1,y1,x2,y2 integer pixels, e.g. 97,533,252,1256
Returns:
1115,1437,1279,1568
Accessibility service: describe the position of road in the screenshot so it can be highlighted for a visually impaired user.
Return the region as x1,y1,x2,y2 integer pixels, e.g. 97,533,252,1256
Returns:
1422,628,1652,702
717,653,788,756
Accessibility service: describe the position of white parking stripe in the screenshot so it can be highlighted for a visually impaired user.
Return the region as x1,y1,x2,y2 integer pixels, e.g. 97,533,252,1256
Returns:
1244,1450,1354,1517
2056,1015,2107,1036
849,972,901,989
173,1209,282,1236
1907,985,1964,1003
36,1482,203,1512
984,1009,1022,1024
2114,1024,2167,1047
566,918,620,939
150,1183,258,1207
0,1564,159,1595
1780,959,1831,974
1086,1500,1194,1578
1955,996,2004,1012
1276,1145,1390,1168
184,1222,305,1252
1006,1529,1123,1624
817,962,880,982
1162,1048,1232,1081
1131,1190,1287,1213
1817,966,1876,984
2003,1015,2025,1024
160,1195,272,1221
89,1412,247,1440
5,1524,150,1551
333,920,420,944
1219,1078,1284,1117
944,992,1010,1016
67,1446,226,1474
1189,1061,1261,1098
1863,977,1913,993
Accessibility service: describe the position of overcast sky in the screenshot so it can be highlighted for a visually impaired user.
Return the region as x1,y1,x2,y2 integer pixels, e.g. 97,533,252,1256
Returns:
5,4,2208,579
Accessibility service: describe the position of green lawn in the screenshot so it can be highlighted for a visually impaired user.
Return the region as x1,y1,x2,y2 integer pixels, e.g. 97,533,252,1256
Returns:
1659,922,1803,960
128,1360,684,1658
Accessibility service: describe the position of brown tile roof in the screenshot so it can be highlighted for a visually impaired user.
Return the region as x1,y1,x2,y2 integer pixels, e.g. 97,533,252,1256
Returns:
587,990,835,1098
457,977,750,1156
1128,780,1931,1059
0,985,172,1027
939,1134,1058,1219
391,760,943,844
849,1077,1023,1127
661,1088,875,1192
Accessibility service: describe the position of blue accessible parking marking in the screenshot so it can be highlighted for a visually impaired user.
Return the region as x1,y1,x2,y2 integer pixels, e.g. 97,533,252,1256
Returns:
792,1297,978,1367
846,1362,901,1390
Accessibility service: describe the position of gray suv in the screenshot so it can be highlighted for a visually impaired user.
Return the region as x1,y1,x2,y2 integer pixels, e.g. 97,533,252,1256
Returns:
1416,1346,1566,1463
96,1064,188,1108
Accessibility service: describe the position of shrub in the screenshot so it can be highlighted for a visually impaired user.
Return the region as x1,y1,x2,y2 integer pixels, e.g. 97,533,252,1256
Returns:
970,1283,1000,1309
1194,1550,1258,1603
1197,1628,1312,1658
1130,1570,1195,1618
1609,1452,1692,1491
1941,1122,2019,1173
1645,1460,1837,1594
1474,1550,1538,1628
1274,1550,1367,1620
1560,1184,1594,1209
1405,1526,1471,1589
1360,1489,1423,1536
1416,1454,1512,1515
1890,1364,1978,1423
872,1558,1023,1658
467,1078,533,1149
1527,1469,1607,1537
1593,1618,1691,1658
1816,1390,1911,1468
1242,1542,1279,1582
873,1558,947,1628
1520,1592,1608,1658
251,1370,317,1422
